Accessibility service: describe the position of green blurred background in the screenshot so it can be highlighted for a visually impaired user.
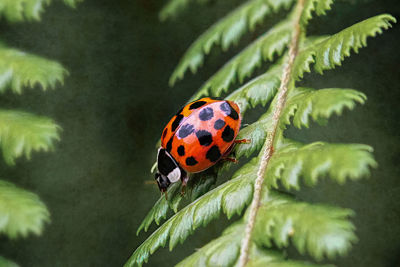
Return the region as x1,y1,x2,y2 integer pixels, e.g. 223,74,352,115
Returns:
0,0,399,266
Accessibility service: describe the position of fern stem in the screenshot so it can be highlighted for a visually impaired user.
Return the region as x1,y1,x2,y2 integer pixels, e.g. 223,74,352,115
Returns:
237,0,305,265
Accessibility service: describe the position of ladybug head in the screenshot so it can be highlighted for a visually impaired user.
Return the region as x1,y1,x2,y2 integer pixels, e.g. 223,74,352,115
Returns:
155,172,170,192
155,148,184,192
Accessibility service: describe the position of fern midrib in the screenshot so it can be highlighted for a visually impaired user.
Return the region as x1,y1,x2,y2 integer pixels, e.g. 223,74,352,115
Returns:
238,0,305,265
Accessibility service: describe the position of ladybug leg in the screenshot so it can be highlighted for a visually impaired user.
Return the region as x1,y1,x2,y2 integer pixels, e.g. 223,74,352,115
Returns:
180,169,189,196
221,157,238,164
181,176,189,196
162,190,168,200
234,139,251,144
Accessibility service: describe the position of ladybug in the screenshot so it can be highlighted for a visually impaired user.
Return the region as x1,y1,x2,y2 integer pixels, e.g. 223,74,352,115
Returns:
155,97,249,196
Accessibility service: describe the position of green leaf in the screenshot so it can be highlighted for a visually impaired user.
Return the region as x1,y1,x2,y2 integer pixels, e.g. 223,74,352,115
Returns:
247,254,331,267
130,142,372,265
225,62,281,115
0,110,60,165
0,0,50,22
293,14,396,80
176,191,352,266
128,137,376,265
0,0,81,22
235,86,367,158
187,172,218,201
265,141,377,190
62,0,82,8
234,109,274,158
281,87,367,128
254,192,356,260
0,256,19,267
0,42,67,94
0,180,50,239
192,18,292,99
300,0,333,26
175,223,245,267
189,0,335,99
126,158,260,267
159,0,212,21
136,171,217,235
133,6,396,266
169,0,294,85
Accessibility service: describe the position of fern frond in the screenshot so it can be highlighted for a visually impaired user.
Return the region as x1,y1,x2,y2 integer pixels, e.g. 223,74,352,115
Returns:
246,246,333,267
293,14,396,79
266,141,377,189
192,19,292,99
253,192,356,260
169,0,294,85
300,0,333,26
281,87,367,128
0,42,67,94
126,157,260,267
127,135,375,266
247,256,331,267
159,0,211,21
62,0,82,8
0,0,81,22
0,0,49,22
0,256,18,267
0,180,50,239
191,0,335,99
0,110,60,165
226,63,281,114
234,86,366,158
177,191,354,266
131,1,396,265
136,172,217,235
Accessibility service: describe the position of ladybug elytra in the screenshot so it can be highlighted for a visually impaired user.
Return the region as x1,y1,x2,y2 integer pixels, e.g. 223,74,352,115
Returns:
155,97,248,195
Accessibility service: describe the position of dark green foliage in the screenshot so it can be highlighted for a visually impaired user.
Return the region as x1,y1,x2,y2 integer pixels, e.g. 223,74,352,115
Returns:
0,0,80,264
127,0,395,266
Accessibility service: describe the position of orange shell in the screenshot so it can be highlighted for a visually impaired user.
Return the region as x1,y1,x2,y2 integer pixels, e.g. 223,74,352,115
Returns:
161,97,241,173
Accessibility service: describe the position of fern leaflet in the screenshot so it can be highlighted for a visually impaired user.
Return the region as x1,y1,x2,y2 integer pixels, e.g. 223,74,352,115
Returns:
0,110,60,166
0,42,67,94
0,0,81,22
0,180,50,239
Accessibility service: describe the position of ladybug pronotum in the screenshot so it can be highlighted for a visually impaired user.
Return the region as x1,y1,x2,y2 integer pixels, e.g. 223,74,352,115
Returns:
155,97,248,195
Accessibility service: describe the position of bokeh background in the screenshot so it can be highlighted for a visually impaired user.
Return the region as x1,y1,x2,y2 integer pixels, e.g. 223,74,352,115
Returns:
0,0,399,266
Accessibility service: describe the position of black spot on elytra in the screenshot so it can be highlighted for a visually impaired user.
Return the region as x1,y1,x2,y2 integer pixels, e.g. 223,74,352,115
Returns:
186,156,198,166
196,130,213,146
162,128,168,139
214,119,225,130
177,145,185,156
199,107,214,121
206,145,221,162
166,137,173,152
178,124,194,138
220,101,239,120
189,101,207,110
222,125,234,142
171,114,184,132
